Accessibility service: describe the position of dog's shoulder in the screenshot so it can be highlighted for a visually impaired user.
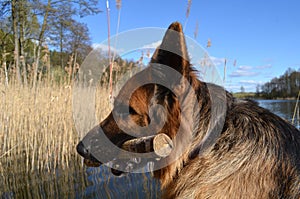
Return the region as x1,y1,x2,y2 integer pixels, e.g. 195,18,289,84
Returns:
224,95,300,150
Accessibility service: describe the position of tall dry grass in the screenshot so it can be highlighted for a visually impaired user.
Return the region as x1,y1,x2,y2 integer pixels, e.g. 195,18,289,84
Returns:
0,72,115,197
0,55,149,197
0,81,112,173
0,82,76,172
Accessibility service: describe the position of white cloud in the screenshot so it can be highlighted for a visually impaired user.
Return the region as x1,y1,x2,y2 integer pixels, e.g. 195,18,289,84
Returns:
238,65,253,70
229,65,260,77
229,70,259,77
209,56,226,66
92,43,124,54
141,40,161,49
239,80,265,85
225,83,258,93
225,84,242,91
256,64,272,69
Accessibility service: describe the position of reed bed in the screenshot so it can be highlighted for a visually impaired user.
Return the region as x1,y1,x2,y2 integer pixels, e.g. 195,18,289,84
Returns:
0,69,159,198
0,81,112,173
0,80,113,197
0,82,76,172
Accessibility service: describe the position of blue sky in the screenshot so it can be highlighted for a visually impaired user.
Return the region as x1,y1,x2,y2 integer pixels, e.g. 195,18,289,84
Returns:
78,0,300,93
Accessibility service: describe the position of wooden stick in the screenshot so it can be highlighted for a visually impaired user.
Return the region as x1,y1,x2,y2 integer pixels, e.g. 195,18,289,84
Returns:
121,133,173,158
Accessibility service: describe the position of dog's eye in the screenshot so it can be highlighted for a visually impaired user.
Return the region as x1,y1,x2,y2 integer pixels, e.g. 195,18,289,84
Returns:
129,106,138,115
114,105,138,117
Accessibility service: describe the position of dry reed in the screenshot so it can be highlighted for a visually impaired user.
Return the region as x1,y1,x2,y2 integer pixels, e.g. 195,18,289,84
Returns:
0,71,117,197
0,56,151,197
0,81,112,173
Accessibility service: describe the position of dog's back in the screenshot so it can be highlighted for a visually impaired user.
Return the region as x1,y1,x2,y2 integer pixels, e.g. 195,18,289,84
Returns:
164,96,300,199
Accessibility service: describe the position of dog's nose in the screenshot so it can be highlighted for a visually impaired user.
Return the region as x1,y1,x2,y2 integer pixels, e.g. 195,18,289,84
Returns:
76,141,89,158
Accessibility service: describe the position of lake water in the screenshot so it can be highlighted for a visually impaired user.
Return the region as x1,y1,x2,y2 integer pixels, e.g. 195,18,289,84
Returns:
256,99,300,129
1,100,299,199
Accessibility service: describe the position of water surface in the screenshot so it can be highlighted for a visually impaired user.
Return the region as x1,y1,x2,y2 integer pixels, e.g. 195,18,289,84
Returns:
1,100,299,198
257,99,300,128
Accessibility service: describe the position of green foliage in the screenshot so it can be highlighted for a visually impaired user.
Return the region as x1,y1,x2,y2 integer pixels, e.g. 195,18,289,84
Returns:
261,68,300,99
0,29,14,63
0,0,99,86
233,92,256,99
50,50,69,68
240,86,245,93
100,56,143,87
51,65,67,84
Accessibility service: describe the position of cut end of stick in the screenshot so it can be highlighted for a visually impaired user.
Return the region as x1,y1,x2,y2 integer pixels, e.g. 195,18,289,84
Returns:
121,133,173,158
153,133,173,158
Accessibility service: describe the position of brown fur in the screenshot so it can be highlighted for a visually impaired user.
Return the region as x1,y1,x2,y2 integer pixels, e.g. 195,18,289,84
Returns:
77,22,300,198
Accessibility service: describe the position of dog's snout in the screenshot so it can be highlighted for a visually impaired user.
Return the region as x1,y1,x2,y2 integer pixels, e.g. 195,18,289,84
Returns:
76,141,102,166
76,141,89,158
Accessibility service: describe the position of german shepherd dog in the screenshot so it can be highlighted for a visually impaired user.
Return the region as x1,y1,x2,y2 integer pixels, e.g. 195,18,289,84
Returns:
77,22,300,198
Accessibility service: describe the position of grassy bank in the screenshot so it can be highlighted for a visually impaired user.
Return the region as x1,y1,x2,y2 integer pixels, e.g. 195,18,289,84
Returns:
233,92,298,100
232,92,256,99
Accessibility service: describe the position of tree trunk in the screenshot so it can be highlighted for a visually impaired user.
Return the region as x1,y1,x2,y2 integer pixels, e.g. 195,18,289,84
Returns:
2,44,9,86
45,47,51,83
72,50,78,82
19,0,28,86
11,0,22,85
60,22,64,69
33,0,51,89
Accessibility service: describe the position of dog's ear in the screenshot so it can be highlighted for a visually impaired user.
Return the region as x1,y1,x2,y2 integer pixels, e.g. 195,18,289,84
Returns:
150,22,191,77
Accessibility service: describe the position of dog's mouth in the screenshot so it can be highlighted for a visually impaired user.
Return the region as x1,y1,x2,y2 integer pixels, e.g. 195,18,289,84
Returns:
79,140,149,176
83,158,101,167
77,133,173,176
82,158,140,176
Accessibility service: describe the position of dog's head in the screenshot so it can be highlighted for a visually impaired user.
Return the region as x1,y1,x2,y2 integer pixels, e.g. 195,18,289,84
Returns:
76,22,209,186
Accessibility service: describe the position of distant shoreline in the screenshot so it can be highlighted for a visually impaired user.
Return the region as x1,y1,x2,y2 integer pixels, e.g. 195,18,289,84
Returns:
232,92,297,100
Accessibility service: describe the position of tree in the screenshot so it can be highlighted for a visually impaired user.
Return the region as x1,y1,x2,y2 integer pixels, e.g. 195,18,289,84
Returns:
0,0,100,86
18,0,29,85
32,0,51,88
261,68,300,99
47,3,75,68
66,21,91,81
31,0,100,88
240,86,245,93
255,84,260,97
11,0,22,84
47,0,100,68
